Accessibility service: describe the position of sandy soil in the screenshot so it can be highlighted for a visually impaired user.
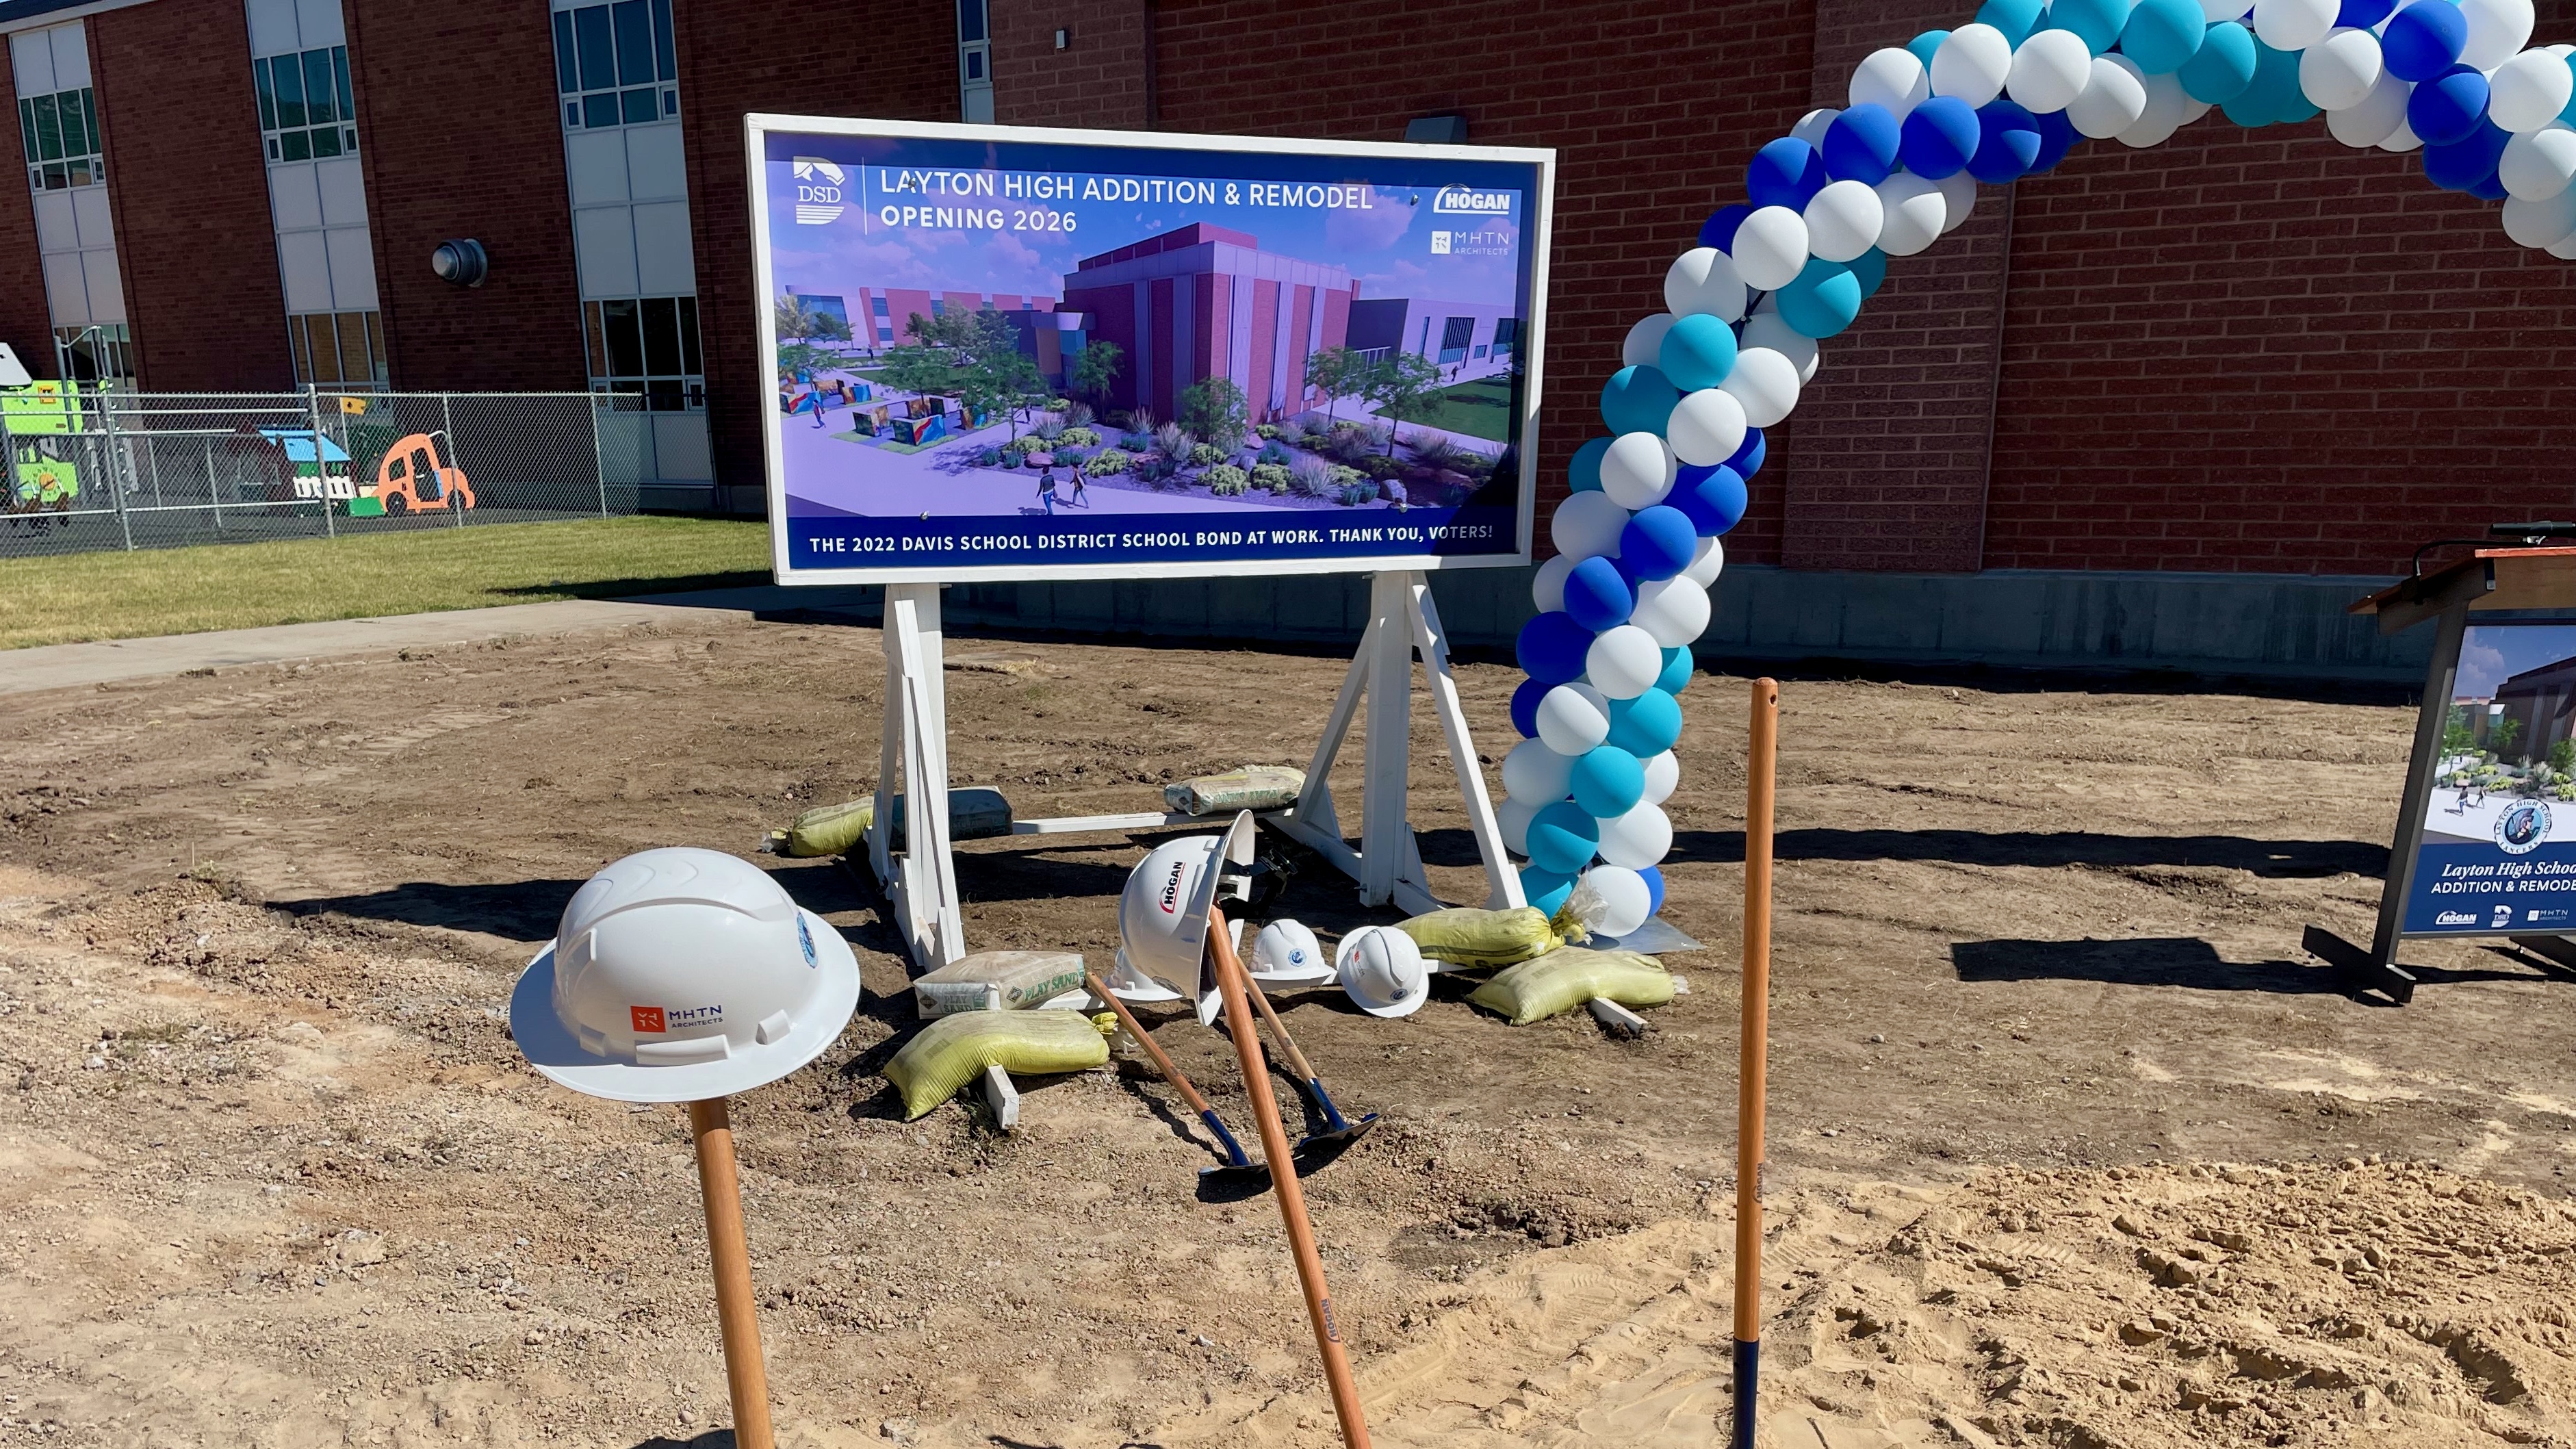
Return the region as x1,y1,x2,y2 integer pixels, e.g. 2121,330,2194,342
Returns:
2,611,2574,1448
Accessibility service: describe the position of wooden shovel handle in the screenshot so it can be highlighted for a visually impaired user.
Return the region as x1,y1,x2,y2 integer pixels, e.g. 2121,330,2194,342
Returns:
688,1097,776,1449
1085,973,1218,1120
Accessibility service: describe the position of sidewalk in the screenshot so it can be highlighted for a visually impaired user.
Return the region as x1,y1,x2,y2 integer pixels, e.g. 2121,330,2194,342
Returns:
0,586,877,696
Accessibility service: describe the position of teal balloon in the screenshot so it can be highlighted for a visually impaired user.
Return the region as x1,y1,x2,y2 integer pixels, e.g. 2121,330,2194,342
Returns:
1847,246,1888,299
2224,38,2309,127
1599,366,1681,436
1569,436,1611,493
2046,0,2133,54
1569,745,1646,818
1606,688,1685,758
2180,21,2256,104
1520,864,1575,918
1525,802,1600,875
1976,0,2045,45
1657,645,1695,695
1907,30,1948,67
1775,258,1862,340
1657,313,1740,393
2118,0,2204,73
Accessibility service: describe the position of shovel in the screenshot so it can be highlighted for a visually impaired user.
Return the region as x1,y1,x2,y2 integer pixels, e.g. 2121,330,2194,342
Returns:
1239,970,1380,1153
1087,972,1272,1188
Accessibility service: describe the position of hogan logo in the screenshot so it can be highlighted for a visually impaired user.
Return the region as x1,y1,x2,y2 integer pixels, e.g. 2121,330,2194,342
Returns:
2432,910,2479,926
1432,185,1512,216
1158,860,1186,914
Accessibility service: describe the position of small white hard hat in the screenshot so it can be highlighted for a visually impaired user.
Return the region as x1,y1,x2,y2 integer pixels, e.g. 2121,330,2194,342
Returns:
508,847,860,1103
1249,918,1334,985
1335,925,1430,1018
1114,811,1257,1023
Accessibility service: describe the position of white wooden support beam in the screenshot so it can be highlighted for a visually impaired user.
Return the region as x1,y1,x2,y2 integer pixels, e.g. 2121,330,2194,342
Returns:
1588,998,1649,1038
981,1064,1020,1129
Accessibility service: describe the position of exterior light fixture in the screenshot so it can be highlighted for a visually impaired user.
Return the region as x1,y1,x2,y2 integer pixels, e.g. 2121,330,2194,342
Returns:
431,239,489,288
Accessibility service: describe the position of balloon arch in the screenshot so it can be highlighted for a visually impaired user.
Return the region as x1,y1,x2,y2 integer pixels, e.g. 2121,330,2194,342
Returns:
1497,0,2576,936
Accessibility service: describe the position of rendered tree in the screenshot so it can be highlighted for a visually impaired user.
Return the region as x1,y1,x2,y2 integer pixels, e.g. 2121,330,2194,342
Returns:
1068,339,1123,409
1362,351,1445,457
1178,375,1248,450
2493,715,2525,761
2551,737,2573,774
1304,344,1370,426
2442,706,2475,758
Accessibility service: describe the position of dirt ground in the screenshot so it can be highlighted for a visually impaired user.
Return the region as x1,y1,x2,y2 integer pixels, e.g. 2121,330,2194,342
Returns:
3,610,2575,1448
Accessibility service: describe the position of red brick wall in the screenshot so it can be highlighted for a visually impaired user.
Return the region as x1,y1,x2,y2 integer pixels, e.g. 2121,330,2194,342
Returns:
991,0,1151,131
678,0,960,496
89,0,292,391
344,1,587,392
0,61,53,376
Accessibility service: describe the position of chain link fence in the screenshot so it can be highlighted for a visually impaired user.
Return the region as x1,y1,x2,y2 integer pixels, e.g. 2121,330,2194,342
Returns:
1,388,697,559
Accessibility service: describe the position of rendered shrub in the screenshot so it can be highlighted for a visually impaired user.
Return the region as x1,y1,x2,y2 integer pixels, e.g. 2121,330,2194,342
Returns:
1336,478,1381,506
1089,448,1133,474
1249,463,1293,493
1203,464,1250,496
1290,456,1338,498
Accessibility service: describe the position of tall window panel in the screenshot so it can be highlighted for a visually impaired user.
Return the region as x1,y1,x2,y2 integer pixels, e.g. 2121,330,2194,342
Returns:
957,0,992,123
246,0,384,387
10,21,128,377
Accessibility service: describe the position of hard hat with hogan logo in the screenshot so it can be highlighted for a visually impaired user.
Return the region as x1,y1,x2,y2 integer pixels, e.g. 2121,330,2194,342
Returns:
1111,811,1257,1024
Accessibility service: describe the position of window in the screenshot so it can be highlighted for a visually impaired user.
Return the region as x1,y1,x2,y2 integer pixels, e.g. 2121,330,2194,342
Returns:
253,47,356,162
956,0,992,123
1438,316,1474,364
584,296,704,410
287,310,387,387
19,86,102,191
53,323,129,381
553,0,678,131
1491,317,1520,355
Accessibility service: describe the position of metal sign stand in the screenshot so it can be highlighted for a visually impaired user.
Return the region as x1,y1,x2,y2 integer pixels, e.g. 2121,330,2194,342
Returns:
866,571,1521,973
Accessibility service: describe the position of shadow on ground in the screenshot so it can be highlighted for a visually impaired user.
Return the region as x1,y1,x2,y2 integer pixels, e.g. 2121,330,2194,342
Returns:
1951,936,2568,997
1663,828,2385,879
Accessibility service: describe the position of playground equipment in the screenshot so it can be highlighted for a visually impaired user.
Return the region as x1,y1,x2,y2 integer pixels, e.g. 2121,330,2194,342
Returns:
368,431,476,515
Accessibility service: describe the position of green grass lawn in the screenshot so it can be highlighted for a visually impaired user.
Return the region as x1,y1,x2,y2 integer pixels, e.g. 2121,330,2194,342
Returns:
0,515,773,650
1404,376,1519,444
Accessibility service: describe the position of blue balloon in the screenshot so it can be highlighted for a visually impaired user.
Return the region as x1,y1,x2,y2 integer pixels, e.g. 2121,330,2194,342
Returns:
1562,555,1635,632
1976,0,2046,45
2339,0,2397,25
1606,688,1685,758
1969,99,2043,184
1747,138,1829,211
2383,0,2467,83
1822,104,1903,185
2409,64,2490,147
1526,802,1601,875
1515,611,1593,684
1846,247,1889,298
2179,21,2257,104
1520,864,1576,918
2048,0,2133,54
1698,203,1753,252
1906,29,1948,67
1640,864,1666,916
1899,96,1981,181
1657,645,1696,696
1658,313,1739,392
1510,676,1549,738
2423,120,2510,191
2466,164,2509,200
1569,436,1611,493
1775,258,1862,339
2222,39,2304,127
1674,463,1748,535
2120,0,2204,73
1727,426,1766,479
1599,366,1680,436
1569,745,1646,818
2028,107,2083,171
1621,506,1698,582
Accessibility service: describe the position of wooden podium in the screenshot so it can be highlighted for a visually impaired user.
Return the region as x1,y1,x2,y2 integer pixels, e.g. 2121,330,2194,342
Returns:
2308,547,2576,1002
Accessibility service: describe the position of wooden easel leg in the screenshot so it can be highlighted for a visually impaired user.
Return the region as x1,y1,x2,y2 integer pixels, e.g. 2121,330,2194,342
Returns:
1358,573,1413,907
879,585,964,971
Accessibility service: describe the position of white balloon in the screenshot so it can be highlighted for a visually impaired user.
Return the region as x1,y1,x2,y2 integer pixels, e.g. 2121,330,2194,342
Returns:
1630,575,1712,647
2327,66,2412,149
2300,27,2384,112
1532,553,1574,613
2120,68,2196,146
2503,187,2576,247
1550,489,1630,562
1502,736,1577,805
1497,797,1538,857
2459,0,2536,73
2501,125,2576,200
2252,0,2338,52
2549,229,2576,258
2007,28,2094,114
2201,0,2250,15
1585,626,1664,700
1718,347,1801,428
1664,248,1747,321
2068,54,2150,140
1738,314,1820,383
1535,684,1612,756
1930,23,2013,107
2490,49,2576,132
1849,47,1931,118
1576,866,1653,937
1640,750,1681,806
1595,802,1673,871
1937,168,1979,233
1874,172,1946,255
1729,206,1809,292
1803,179,1884,262
2377,113,2423,153
1682,536,1725,589
1621,313,1675,368
1666,389,1748,470
1598,433,1675,511
1791,107,1841,148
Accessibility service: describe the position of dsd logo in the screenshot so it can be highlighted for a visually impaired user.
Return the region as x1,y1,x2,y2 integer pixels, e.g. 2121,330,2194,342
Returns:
2495,798,2553,854
793,157,847,225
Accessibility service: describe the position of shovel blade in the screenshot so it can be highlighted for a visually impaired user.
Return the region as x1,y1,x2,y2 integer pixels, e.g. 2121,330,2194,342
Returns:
1294,1112,1380,1157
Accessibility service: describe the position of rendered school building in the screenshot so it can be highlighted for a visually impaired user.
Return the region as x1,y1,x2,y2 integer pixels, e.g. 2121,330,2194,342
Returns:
4,0,2573,675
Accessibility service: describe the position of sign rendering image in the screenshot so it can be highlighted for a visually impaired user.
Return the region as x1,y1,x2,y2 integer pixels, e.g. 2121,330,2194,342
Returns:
2403,621,2576,936
746,116,1553,585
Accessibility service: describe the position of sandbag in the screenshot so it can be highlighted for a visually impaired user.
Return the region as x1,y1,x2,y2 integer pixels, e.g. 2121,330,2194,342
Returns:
1165,765,1304,817
1398,906,1565,970
882,1009,1111,1120
1469,948,1673,1027
762,788,1016,858
912,949,1087,1017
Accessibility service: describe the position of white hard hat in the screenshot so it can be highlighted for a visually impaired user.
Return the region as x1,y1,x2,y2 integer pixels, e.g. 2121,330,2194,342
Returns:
1250,918,1335,986
1336,925,1430,1018
508,847,860,1103
1114,811,1257,1024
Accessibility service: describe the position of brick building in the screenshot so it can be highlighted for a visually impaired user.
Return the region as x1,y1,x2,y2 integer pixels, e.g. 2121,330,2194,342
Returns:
5,0,2573,671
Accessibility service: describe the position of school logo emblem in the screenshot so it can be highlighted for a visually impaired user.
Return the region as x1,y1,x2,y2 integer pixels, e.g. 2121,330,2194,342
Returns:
793,157,846,225
2495,798,2552,854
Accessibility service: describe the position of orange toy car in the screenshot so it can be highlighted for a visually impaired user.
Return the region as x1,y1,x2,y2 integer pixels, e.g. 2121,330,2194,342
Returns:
372,431,476,514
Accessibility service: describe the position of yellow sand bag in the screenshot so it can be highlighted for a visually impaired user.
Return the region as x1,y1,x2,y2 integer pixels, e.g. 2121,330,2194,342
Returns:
763,788,1015,857
881,1010,1111,1120
1397,906,1566,970
1164,765,1304,816
912,950,1087,1017
1469,948,1673,1027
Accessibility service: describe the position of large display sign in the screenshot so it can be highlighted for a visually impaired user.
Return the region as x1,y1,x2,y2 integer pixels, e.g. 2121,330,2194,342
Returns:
2400,620,2576,935
745,116,1552,585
